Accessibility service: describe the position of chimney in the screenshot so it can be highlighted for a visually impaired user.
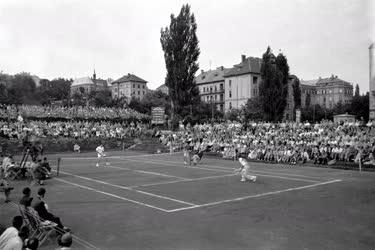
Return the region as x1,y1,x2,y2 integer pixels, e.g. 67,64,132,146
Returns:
241,54,246,62
221,66,224,70
201,69,204,74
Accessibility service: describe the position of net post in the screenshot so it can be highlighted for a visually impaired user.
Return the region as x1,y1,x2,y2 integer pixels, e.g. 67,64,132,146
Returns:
57,158,61,176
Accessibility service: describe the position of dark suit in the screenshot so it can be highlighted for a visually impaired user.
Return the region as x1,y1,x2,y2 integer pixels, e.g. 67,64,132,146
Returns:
33,197,63,229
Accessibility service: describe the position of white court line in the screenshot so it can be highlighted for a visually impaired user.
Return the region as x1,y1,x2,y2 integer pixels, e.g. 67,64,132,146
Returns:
57,169,195,206
120,158,320,183
105,164,189,180
166,179,343,213
138,158,325,180
61,151,181,160
129,173,238,188
54,177,170,212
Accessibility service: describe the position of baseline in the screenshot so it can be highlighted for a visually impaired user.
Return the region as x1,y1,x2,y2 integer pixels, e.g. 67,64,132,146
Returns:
56,169,195,206
166,179,343,213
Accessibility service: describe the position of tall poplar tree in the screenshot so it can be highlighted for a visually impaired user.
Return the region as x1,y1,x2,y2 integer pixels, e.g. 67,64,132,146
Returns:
259,47,290,121
160,4,200,125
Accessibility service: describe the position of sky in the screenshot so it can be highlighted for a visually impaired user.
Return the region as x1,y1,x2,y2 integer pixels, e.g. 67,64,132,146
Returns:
0,0,373,92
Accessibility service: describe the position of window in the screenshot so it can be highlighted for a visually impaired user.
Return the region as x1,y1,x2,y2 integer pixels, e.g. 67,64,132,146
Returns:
215,95,217,100
229,102,232,109
210,87,212,93
253,76,258,84
133,91,135,95
138,84,140,88
143,85,145,89
207,96,209,101
133,84,135,88
220,83,223,90
229,80,232,87
215,86,217,92
143,91,145,95
229,90,232,98
138,91,140,95
203,87,206,92
220,94,224,101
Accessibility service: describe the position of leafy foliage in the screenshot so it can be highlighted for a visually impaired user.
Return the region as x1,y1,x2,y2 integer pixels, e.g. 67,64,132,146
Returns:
160,4,200,123
259,47,289,122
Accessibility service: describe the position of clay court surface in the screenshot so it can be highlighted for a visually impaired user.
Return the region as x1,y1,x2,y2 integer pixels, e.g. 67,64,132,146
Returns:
1,151,375,249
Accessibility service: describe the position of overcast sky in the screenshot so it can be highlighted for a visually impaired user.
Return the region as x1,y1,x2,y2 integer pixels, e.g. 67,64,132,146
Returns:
0,0,373,92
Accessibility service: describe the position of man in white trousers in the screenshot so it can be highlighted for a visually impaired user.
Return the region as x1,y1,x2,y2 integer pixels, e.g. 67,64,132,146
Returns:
96,144,109,167
235,157,257,182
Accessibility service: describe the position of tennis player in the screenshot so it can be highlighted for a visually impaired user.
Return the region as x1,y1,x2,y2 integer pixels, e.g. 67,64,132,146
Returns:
95,144,109,167
235,157,257,182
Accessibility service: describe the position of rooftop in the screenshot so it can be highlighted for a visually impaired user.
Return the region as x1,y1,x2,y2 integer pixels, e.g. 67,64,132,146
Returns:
195,66,230,84
112,73,147,84
224,56,262,77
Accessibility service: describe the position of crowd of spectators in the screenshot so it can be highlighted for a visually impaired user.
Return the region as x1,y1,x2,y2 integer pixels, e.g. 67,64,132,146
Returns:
0,187,73,249
161,120,375,166
0,104,150,121
0,120,152,140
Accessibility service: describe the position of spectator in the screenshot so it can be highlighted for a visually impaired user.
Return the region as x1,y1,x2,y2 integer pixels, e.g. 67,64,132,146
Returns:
32,188,69,231
24,237,39,250
57,232,73,250
19,187,32,206
0,216,24,249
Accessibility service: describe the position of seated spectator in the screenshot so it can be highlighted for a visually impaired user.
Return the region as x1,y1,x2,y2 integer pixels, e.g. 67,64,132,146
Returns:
41,157,51,178
73,144,80,153
57,232,73,250
0,216,24,249
33,160,47,185
32,188,69,231
19,187,32,206
24,237,39,250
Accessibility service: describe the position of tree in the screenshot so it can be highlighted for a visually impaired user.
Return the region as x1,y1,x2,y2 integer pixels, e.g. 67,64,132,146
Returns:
141,90,170,114
292,77,301,109
259,47,289,121
90,89,112,107
242,97,263,121
8,73,37,104
305,93,311,108
160,4,200,126
355,84,360,97
129,97,148,114
351,92,369,121
225,108,241,121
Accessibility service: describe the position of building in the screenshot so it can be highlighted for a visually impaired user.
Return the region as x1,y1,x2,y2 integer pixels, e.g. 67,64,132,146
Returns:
71,71,108,95
333,113,355,123
155,84,169,95
300,75,353,109
370,43,375,120
223,55,262,112
300,79,318,108
111,73,148,101
195,66,229,113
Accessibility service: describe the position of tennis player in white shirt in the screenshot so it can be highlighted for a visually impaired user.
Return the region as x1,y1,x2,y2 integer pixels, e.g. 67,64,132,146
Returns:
96,144,109,167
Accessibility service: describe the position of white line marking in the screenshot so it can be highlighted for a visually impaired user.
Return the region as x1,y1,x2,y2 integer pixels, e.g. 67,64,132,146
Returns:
57,169,195,205
140,158,324,180
120,158,320,183
129,173,238,188
61,152,181,160
106,164,189,180
54,177,170,212
166,179,343,212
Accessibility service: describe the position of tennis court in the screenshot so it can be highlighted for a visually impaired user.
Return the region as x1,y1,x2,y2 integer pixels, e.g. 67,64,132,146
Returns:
2,150,375,249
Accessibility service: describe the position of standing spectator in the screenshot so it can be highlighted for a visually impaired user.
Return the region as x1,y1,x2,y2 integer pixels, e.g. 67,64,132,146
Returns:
24,238,39,250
